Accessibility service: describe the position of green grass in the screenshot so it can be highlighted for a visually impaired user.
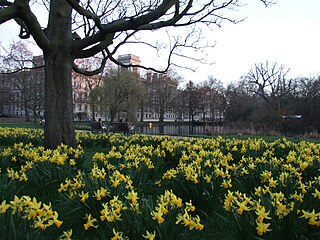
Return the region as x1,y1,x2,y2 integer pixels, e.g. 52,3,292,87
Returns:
0,121,92,131
0,122,42,129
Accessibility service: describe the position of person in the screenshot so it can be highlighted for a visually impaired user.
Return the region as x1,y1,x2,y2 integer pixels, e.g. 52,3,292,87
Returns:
98,118,102,127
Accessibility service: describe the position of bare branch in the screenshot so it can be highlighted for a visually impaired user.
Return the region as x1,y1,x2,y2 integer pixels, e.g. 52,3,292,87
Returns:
105,48,167,74
72,53,107,76
65,0,103,30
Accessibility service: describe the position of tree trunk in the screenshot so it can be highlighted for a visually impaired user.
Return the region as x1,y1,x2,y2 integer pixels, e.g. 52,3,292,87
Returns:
159,105,165,123
43,1,75,149
140,104,144,122
33,109,37,123
110,108,117,123
44,52,75,148
24,100,30,122
91,104,96,121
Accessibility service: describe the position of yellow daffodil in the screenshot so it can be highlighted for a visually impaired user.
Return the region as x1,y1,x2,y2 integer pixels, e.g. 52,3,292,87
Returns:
143,230,156,240
79,191,89,202
60,229,73,240
312,189,320,200
256,219,271,236
0,200,10,214
111,228,125,240
255,205,271,222
151,209,164,224
83,213,99,230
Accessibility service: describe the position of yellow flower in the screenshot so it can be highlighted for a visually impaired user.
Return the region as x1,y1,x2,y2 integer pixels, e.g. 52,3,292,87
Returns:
60,229,73,240
235,199,251,215
10,195,23,213
256,220,271,236
221,179,232,189
151,209,164,224
79,191,89,202
204,174,212,183
83,214,99,230
49,211,63,228
275,201,291,219
193,215,204,230
111,228,125,240
255,205,271,222
185,200,195,212
0,200,10,214
143,230,156,240
312,189,320,200
156,203,168,215
268,177,278,188
300,209,320,226
34,216,47,230
125,190,139,205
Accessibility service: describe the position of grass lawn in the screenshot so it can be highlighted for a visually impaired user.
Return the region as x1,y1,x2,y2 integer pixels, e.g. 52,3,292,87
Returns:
0,121,42,129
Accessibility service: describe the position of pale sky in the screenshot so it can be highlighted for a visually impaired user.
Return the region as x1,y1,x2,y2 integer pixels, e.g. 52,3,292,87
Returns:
1,0,320,85
185,0,320,85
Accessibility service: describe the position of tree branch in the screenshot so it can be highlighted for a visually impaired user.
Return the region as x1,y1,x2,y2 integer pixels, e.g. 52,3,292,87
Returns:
65,0,103,30
0,3,18,24
72,55,107,76
105,48,167,74
14,0,50,51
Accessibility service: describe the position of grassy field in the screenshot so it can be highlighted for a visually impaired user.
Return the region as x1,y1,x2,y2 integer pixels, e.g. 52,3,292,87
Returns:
0,120,318,143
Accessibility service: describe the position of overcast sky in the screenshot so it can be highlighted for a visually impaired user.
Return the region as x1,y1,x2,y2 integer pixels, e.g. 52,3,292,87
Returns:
173,0,320,85
1,0,320,85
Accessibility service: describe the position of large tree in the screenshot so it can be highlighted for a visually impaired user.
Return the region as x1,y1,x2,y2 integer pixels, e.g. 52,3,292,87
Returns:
0,0,272,148
102,67,142,123
145,71,180,123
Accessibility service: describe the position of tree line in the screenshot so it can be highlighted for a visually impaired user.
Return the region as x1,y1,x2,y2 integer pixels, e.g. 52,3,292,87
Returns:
2,42,318,137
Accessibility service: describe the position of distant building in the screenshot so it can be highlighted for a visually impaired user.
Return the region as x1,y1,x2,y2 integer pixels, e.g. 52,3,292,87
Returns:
117,54,141,76
0,56,45,119
0,53,223,123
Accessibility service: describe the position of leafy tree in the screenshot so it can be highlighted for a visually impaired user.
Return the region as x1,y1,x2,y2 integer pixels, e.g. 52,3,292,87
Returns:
0,0,272,148
102,67,142,123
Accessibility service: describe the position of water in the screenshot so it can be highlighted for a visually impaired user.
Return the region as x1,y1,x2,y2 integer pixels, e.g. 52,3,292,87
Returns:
135,124,225,135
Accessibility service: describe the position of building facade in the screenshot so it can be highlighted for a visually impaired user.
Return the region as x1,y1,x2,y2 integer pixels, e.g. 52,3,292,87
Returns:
0,54,223,123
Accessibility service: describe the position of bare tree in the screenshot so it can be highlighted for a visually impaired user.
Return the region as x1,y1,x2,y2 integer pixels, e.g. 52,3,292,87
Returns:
144,71,180,123
296,76,320,131
245,61,292,115
0,41,44,122
0,0,273,148
72,57,104,120
182,80,201,122
198,76,225,121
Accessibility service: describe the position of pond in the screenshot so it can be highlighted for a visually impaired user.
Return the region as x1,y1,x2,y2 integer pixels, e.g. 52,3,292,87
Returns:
135,124,225,135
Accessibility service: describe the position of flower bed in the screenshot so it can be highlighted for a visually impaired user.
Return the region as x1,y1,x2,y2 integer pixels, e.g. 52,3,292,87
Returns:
0,128,319,239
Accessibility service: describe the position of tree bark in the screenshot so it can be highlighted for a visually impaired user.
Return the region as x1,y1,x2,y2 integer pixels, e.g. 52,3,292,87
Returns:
139,104,144,122
43,1,75,148
24,99,30,122
44,52,75,148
